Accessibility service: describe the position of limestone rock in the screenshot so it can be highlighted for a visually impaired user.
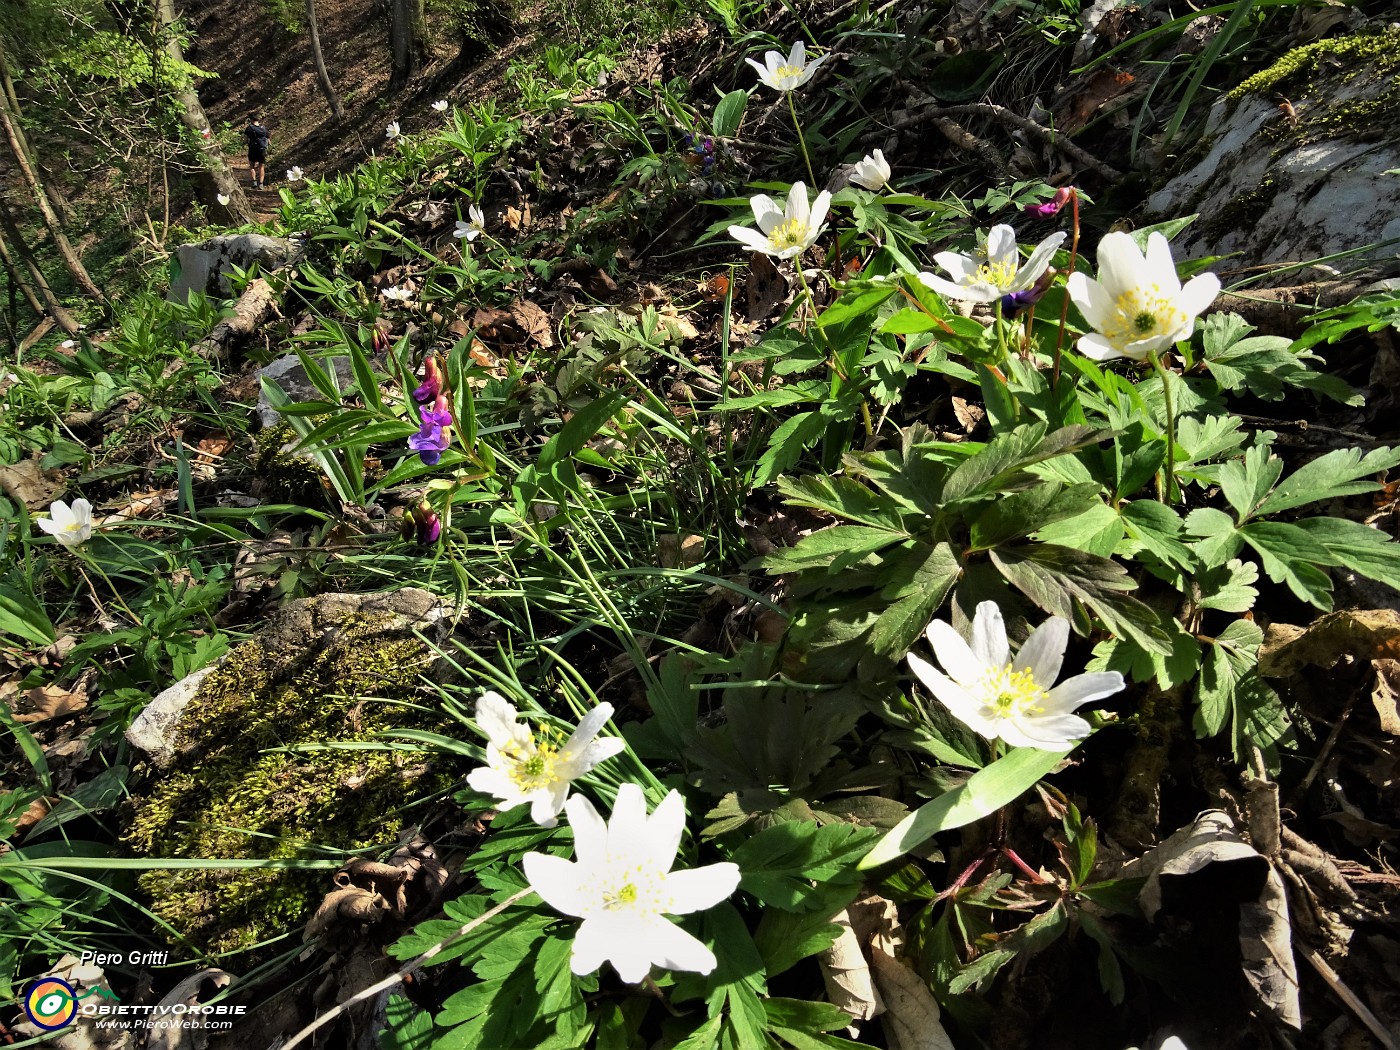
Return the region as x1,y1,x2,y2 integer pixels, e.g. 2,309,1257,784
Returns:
168,234,297,302
256,353,354,427
125,665,219,768
1145,31,1400,279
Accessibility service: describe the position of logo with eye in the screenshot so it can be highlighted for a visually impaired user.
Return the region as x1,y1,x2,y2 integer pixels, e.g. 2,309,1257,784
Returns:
24,977,77,1030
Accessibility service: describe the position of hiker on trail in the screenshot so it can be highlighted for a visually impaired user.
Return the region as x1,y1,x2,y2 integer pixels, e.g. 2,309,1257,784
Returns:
243,117,270,189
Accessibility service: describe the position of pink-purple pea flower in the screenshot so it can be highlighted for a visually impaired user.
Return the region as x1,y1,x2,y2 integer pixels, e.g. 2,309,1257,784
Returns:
1024,186,1074,219
409,394,452,465
414,357,443,403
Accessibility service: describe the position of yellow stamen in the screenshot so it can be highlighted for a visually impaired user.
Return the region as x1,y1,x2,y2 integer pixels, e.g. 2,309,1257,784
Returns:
768,217,811,251
773,64,804,80
1101,284,1185,347
975,258,1020,290
977,666,1048,719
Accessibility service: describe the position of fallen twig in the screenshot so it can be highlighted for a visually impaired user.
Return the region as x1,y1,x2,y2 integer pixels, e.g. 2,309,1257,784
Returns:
1299,945,1400,1050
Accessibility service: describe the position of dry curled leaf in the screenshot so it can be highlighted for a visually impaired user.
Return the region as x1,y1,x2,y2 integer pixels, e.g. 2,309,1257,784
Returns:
13,683,88,723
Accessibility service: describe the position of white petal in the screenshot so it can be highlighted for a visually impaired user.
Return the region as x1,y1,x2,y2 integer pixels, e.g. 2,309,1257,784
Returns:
1122,332,1175,359
970,601,1010,671
985,225,1018,269
641,914,718,975
69,498,92,522
749,195,784,232
806,190,832,234
1094,232,1146,301
643,790,687,873
475,692,524,747
995,720,1057,750
1014,617,1069,689
466,765,521,803
529,787,568,828
564,703,612,752
907,651,1000,739
1013,231,1067,290
785,182,810,226
601,783,653,867
1077,332,1136,362
729,226,777,255
560,736,626,778
918,273,975,302
1175,272,1220,323
563,791,609,869
1067,272,1113,331
569,915,617,976
788,40,807,67
523,852,589,917
47,500,75,527
35,518,63,537
925,619,987,687
662,862,741,914
598,913,660,983
1013,712,1090,750
933,251,978,283
1045,671,1125,712
1143,233,1183,294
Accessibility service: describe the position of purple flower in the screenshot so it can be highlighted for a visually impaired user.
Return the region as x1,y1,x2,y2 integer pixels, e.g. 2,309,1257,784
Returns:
408,401,452,465
418,510,442,544
1024,186,1074,219
1000,268,1057,318
413,357,443,403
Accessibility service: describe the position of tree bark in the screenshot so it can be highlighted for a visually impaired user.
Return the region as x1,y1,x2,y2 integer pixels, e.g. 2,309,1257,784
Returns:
305,0,345,120
0,197,81,334
388,0,422,90
153,0,258,225
0,35,78,228
0,218,46,320
0,103,106,307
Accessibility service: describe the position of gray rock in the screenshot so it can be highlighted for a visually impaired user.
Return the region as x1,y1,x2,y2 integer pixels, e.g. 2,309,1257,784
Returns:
255,352,355,427
1145,40,1400,279
168,234,297,302
125,665,218,768
124,589,448,769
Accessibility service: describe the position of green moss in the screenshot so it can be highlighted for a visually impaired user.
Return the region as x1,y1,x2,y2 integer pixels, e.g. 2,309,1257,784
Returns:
124,601,455,953
253,421,329,506
1227,30,1400,146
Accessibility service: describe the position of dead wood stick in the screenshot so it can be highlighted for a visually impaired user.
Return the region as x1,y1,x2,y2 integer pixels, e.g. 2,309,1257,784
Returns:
278,886,532,1050
1299,945,1400,1050
890,100,1122,180
189,277,280,364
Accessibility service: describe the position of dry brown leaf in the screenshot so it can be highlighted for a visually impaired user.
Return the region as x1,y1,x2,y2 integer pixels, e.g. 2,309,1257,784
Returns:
869,946,957,1050
146,968,235,1050
746,252,789,323
657,533,705,569
13,683,88,723
0,459,65,509
951,396,985,433
1368,658,1400,734
1260,610,1400,678
510,299,555,348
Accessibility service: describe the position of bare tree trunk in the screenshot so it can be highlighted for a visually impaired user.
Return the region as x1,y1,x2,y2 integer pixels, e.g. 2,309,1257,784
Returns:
388,0,422,90
154,0,258,224
0,37,78,228
0,219,46,320
306,0,345,120
0,198,81,334
0,103,106,307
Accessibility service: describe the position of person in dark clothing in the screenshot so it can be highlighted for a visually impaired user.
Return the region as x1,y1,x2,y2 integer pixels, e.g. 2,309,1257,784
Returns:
243,118,270,189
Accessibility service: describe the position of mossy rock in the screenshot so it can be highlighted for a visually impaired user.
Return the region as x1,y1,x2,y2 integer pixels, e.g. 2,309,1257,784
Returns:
123,589,457,953
1145,29,1400,276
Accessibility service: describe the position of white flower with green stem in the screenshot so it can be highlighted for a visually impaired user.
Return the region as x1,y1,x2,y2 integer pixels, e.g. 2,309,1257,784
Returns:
919,225,1066,304
453,204,485,242
385,121,401,140
906,601,1124,752
727,181,831,261
1066,231,1220,501
466,691,625,827
745,39,827,184
850,148,891,191
36,498,94,548
522,783,741,982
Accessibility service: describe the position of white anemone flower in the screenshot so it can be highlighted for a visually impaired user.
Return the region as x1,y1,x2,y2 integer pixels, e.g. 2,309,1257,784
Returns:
746,39,829,92
453,204,485,241
381,285,413,302
286,166,304,183
727,181,831,261
523,784,741,982
907,601,1124,751
1067,231,1221,362
850,148,891,191
385,121,401,140
918,225,1066,304
466,692,626,827
216,193,231,206
431,100,449,113
1127,1039,1189,1050
37,498,94,548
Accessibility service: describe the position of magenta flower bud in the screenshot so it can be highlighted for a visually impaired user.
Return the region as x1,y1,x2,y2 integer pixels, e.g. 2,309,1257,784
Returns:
1000,267,1058,319
418,511,442,544
1023,186,1074,219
